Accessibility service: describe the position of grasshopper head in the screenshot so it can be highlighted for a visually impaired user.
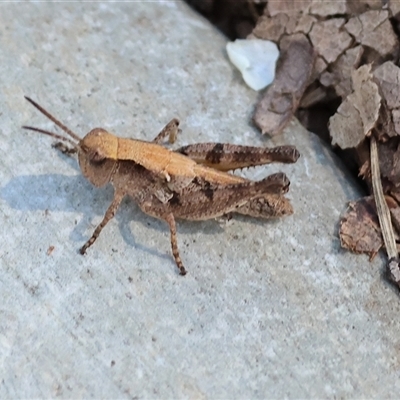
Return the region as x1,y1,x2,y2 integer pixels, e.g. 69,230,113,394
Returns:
23,97,118,188
78,128,118,187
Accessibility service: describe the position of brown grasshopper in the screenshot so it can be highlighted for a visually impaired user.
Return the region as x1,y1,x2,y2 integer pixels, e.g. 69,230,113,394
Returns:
23,97,299,275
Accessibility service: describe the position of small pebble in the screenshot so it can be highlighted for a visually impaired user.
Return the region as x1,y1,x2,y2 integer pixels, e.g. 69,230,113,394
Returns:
226,39,279,91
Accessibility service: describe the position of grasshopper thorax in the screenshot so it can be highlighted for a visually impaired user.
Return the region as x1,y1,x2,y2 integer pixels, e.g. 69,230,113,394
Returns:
78,128,118,187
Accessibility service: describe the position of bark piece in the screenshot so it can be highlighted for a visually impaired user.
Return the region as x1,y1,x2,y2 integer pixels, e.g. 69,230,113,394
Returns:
268,0,386,18
373,61,400,136
340,194,400,260
267,0,311,16
308,56,328,83
309,18,353,64
339,196,383,260
251,13,288,42
309,0,347,16
389,1,400,16
251,12,316,42
299,85,328,108
253,34,315,135
250,0,399,142
320,45,363,98
294,14,316,35
378,139,400,188
329,65,381,149
347,0,387,14
345,10,398,58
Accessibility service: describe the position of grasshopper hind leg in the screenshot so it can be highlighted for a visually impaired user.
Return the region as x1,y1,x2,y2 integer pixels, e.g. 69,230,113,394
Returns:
140,200,187,275
235,194,294,218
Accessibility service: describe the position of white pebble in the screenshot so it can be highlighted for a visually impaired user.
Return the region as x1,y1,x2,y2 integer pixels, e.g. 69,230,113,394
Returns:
226,39,279,91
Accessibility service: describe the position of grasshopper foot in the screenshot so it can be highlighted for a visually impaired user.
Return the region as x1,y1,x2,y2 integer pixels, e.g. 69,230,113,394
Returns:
79,244,88,255
52,141,77,155
179,265,187,276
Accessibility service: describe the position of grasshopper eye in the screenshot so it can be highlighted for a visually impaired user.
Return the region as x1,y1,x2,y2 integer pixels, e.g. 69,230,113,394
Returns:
90,150,106,164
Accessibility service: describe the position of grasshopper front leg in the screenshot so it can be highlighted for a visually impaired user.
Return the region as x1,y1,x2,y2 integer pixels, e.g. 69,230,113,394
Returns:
52,142,78,155
80,191,125,255
79,188,187,275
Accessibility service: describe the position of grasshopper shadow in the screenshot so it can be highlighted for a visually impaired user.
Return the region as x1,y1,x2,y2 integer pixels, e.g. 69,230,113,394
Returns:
0,172,228,260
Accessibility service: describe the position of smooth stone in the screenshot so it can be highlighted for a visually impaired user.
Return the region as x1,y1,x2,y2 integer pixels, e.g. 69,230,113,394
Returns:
227,38,279,90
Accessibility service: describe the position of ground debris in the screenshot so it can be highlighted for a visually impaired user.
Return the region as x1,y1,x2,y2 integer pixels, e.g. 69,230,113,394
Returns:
329,65,381,149
253,34,315,135
309,18,352,64
47,245,55,256
249,0,400,270
186,0,400,276
320,46,364,98
373,62,400,137
340,197,383,260
345,10,398,58
340,195,400,260
248,0,400,137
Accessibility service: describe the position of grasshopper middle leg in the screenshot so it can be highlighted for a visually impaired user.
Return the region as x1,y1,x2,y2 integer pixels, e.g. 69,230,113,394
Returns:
164,213,186,276
152,118,180,144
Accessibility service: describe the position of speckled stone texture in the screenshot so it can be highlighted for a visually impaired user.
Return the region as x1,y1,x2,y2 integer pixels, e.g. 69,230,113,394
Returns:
1,1,399,398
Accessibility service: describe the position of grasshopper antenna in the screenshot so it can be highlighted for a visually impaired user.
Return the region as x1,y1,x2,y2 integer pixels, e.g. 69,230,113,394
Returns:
23,96,81,142
22,126,77,147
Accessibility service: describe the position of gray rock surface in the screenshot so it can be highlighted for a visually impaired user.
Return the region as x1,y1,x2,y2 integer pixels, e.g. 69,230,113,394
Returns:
1,1,400,398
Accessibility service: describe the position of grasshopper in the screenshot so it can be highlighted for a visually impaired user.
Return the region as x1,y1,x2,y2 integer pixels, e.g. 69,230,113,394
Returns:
23,97,299,275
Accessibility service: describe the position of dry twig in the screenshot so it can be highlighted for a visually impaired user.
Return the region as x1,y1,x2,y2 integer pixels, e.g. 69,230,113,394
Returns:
370,135,400,285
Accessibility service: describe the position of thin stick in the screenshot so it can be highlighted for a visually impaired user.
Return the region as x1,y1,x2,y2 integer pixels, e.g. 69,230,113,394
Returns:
370,135,400,284
24,96,81,142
